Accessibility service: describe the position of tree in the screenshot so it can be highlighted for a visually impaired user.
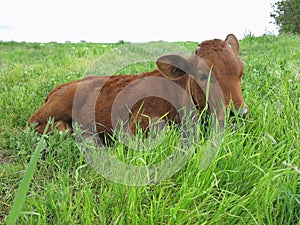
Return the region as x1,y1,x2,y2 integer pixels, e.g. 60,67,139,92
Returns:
271,0,300,34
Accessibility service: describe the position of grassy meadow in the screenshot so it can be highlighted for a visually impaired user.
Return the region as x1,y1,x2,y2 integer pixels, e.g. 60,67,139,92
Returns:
0,35,299,224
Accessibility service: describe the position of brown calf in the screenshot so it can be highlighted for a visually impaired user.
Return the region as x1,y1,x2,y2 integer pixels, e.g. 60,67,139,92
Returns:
28,34,248,137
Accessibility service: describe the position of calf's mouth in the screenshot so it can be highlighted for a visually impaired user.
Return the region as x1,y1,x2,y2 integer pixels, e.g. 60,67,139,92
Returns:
230,106,249,118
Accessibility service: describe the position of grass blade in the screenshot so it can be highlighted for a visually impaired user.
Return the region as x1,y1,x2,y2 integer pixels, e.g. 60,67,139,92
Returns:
6,135,46,225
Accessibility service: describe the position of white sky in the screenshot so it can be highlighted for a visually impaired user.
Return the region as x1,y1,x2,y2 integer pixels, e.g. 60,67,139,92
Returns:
0,0,278,43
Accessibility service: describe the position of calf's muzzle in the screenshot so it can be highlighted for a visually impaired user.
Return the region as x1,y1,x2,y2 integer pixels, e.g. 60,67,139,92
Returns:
230,106,249,118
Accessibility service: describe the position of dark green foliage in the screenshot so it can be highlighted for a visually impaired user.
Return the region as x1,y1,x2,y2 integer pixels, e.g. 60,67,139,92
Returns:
271,0,300,34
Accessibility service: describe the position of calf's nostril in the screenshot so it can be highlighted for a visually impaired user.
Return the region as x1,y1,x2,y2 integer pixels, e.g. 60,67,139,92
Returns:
230,107,249,118
238,107,249,118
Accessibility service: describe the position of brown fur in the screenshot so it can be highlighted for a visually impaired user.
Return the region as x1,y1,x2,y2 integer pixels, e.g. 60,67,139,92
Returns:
28,34,248,136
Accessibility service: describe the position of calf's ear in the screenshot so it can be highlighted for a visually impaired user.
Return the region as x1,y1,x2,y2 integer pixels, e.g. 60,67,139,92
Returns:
156,55,188,80
226,34,239,55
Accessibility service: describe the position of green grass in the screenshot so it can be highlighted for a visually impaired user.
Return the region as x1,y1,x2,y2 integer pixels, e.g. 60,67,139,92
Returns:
6,130,47,225
0,35,300,224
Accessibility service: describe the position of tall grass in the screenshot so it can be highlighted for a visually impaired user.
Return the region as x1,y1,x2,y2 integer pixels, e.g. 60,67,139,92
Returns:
6,132,46,225
0,35,299,224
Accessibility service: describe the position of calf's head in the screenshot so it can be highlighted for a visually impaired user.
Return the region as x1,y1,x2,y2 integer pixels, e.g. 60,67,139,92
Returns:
156,34,248,119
